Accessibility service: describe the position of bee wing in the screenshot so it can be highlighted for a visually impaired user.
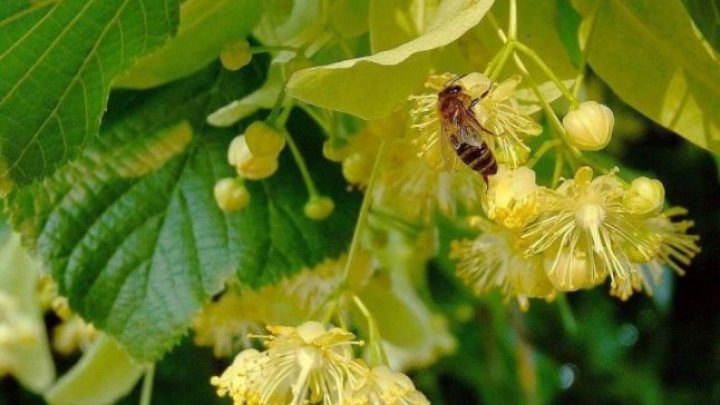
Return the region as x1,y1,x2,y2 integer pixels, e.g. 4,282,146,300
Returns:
457,108,493,149
439,120,461,171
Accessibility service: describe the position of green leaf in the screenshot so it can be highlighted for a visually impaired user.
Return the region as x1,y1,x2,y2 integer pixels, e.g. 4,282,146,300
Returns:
287,0,495,119
0,0,180,190
44,335,144,405
4,66,358,360
115,0,263,89
0,233,55,393
573,0,720,154
681,0,720,52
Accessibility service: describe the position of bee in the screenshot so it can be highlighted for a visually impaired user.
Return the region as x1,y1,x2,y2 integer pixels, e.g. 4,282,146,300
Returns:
437,79,497,183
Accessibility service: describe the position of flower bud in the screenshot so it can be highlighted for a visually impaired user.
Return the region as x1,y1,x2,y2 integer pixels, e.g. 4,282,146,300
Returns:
322,141,350,162
623,177,665,216
303,196,335,220
486,166,540,229
214,178,250,212
563,101,614,151
227,135,280,180
244,121,286,157
220,39,252,71
342,152,372,185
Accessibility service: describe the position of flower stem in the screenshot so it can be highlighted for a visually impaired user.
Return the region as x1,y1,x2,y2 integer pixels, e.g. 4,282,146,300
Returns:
514,42,579,108
526,139,561,168
556,294,578,335
572,0,603,99
508,0,518,40
341,141,387,281
284,129,319,197
250,45,299,54
140,364,156,405
353,295,389,367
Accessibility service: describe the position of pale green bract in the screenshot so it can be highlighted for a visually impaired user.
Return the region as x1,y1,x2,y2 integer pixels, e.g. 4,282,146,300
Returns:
287,0,496,119
44,336,144,405
574,0,720,154
0,233,55,394
115,0,263,89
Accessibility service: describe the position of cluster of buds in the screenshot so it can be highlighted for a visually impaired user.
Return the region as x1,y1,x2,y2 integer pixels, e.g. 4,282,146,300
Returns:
214,121,286,213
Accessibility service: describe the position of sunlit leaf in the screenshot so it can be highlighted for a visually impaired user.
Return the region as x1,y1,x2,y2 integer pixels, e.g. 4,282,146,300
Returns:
115,0,263,89
287,0,496,119
0,0,180,189
573,0,720,154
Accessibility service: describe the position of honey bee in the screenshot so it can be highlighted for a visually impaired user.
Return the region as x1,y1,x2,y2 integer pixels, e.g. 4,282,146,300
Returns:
437,79,497,183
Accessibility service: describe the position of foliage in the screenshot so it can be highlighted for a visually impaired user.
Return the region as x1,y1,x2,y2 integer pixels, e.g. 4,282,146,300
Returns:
0,0,718,404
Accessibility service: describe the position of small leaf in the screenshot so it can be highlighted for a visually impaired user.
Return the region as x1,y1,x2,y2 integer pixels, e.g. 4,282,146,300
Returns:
573,0,720,154
0,0,180,188
4,66,357,360
287,0,496,119
44,335,144,405
115,0,264,89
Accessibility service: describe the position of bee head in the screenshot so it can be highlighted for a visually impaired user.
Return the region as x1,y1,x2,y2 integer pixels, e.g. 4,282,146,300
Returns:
439,85,463,98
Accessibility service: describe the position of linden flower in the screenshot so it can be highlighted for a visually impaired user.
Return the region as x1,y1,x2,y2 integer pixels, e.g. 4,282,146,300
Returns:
345,365,430,405
521,167,699,297
484,165,541,229
51,297,97,356
611,207,700,300
193,289,268,357
211,321,365,405
450,218,555,309
373,137,485,221
408,73,541,172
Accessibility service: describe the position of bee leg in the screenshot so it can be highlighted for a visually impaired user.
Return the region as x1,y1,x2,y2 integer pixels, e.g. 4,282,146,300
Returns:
469,97,480,109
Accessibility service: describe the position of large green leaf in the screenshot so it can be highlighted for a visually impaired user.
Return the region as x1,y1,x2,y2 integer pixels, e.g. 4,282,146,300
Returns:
115,0,263,89
287,0,495,119
573,0,720,154
0,0,180,190
4,66,358,361
681,0,720,53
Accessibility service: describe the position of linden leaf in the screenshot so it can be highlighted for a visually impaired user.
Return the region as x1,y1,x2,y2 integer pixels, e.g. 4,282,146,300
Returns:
4,66,357,360
573,0,720,154
287,0,496,119
0,0,180,189
115,0,263,89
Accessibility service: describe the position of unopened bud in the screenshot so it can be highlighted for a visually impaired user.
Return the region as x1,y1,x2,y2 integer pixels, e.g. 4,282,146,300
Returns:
304,196,335,220
322,141,350,162
342,153,372,185
244,121,286,157
220,39,252,71
623,177,665,216
563,101,614,151
227,135,279,180
214,178,250,212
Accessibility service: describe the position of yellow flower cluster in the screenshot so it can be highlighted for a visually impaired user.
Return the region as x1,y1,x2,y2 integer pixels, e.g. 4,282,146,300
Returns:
211,321,428,405
193,254,372,357
452,165,700,303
